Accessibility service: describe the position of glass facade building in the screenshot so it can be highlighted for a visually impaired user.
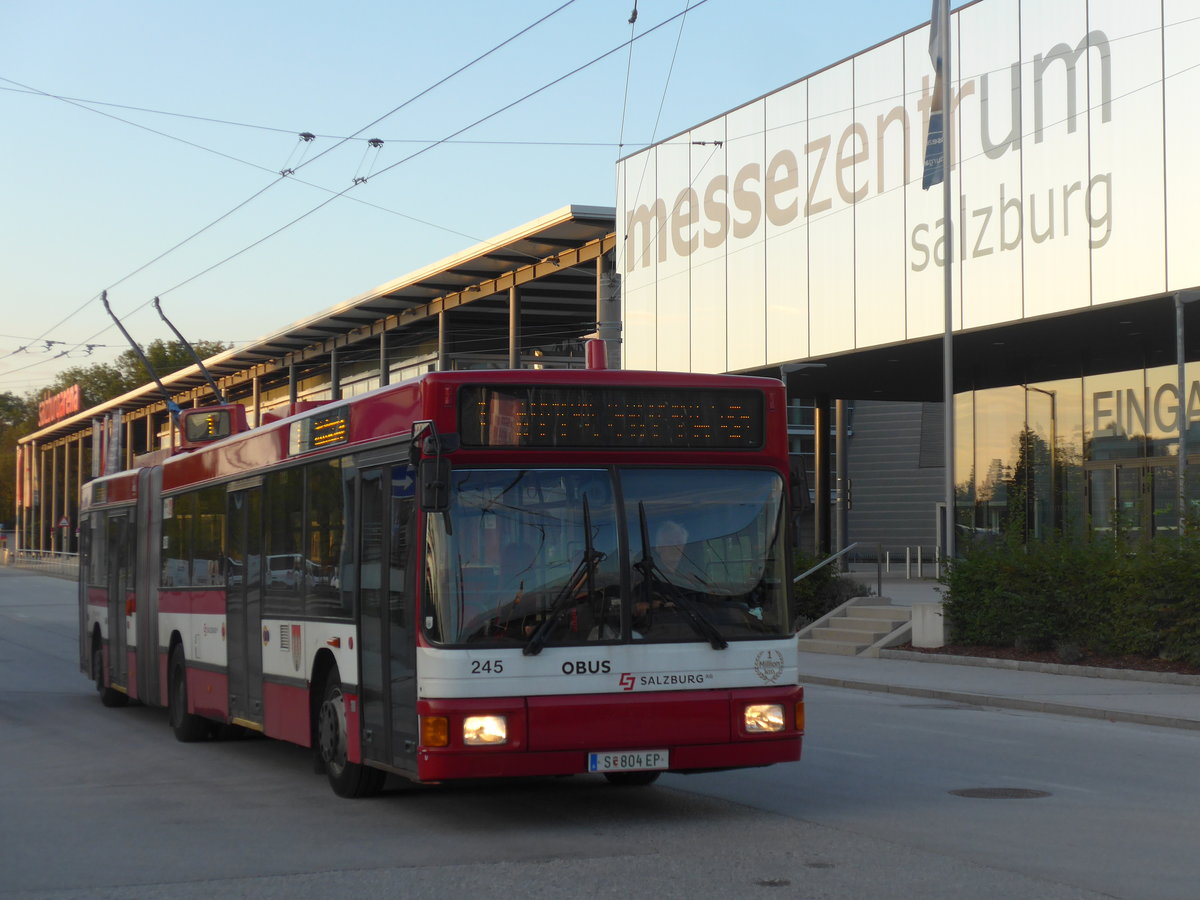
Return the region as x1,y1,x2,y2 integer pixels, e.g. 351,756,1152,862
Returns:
616,0,1200,552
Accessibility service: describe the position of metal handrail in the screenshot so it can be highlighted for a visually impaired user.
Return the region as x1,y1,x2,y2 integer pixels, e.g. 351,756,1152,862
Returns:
795,542,887,598
793,542,859,582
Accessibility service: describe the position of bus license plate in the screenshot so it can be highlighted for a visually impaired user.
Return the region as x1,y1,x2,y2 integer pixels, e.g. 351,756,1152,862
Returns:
588,750,669,773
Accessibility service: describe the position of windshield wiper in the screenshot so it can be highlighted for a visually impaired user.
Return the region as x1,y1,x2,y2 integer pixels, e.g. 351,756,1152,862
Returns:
524,495,605,656
635,503,727,650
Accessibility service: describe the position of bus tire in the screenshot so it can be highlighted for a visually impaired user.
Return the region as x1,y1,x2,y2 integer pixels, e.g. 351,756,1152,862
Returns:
603,771,660,787
93,639,128,708
168,645,209,742
316,672,385,798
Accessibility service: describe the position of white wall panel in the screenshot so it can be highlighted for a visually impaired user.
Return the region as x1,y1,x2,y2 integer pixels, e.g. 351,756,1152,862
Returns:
1164,0,1200,291
654,140,695,372
957,0,1023,328
853,37,908,349
807,62,857,357
1020,0,1091,317
688,122,729,373
764,82,810,364
620,148,659,370
903,23,960,340
1089,0,1165,305
725,105,767,372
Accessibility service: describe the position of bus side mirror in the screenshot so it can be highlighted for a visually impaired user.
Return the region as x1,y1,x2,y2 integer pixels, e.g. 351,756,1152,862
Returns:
419,456,452,512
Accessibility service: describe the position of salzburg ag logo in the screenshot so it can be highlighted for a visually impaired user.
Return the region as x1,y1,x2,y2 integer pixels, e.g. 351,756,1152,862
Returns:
618,671,711,691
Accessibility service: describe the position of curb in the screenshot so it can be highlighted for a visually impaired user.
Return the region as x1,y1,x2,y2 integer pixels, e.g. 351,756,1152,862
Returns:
795,672,1200,732
879,648,1200,687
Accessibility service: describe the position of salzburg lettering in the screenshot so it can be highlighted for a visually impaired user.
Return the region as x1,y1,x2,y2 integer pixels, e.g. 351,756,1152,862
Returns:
38,384,82,427
626,29,1113,271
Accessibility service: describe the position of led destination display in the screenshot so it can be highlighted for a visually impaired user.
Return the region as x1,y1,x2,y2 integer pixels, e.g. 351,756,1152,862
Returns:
460,386,764,449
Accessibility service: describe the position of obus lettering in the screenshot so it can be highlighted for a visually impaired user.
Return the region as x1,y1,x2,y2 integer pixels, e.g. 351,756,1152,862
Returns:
562,660,612,675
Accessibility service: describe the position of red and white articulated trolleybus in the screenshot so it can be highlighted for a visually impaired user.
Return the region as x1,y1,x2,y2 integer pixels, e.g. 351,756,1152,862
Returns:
81,362,804,796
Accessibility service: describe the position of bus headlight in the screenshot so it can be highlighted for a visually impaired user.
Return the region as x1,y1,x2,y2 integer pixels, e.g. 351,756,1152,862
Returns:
463,715,508,745
744,704,785,733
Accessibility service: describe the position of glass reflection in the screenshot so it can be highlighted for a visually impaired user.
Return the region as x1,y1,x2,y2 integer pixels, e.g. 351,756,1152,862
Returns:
964,363,1200,542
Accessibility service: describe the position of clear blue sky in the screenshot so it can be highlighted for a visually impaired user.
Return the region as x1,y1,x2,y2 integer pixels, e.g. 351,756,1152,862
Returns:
0,0,949,396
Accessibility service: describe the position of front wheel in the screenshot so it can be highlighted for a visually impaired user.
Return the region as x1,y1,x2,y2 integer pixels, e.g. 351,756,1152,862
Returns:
316,674,385,798
93,640,128,708
168,646,209,742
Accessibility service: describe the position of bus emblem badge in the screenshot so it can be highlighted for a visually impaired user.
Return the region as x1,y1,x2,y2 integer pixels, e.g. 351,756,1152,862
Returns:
754,650,784,684
291,625,302,672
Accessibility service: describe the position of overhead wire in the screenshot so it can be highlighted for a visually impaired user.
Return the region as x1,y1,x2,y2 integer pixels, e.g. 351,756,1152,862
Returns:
0,84,644,146
0,0,585,379
3,0,712,389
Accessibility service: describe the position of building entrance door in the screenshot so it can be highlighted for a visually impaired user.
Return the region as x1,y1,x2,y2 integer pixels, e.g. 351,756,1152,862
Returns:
1086,461,1179,537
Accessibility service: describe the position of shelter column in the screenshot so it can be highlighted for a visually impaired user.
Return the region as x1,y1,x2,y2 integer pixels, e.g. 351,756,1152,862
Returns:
288,364,298,405
508,286,521,370
252,375,261,427
437,312,448,372
812,397,831,557
834,399,849,562
330,347,341,401
597,251,621,369
379,332,390,387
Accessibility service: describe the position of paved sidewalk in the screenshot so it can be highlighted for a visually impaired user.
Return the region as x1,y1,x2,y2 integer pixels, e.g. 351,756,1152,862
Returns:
797,650,1200,732
802,566,1200,731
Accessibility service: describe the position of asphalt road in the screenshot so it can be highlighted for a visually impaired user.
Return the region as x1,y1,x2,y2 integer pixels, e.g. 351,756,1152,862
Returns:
2,566,1196,899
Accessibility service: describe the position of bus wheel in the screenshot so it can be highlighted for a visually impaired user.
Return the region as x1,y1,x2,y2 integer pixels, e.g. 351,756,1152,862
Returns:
603,771,661,787
316,674,384,798
93,640,127,708
168,646,209,742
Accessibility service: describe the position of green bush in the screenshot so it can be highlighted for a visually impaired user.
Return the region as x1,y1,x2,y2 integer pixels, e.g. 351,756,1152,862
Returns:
943,529,1200,663
791,552,872,629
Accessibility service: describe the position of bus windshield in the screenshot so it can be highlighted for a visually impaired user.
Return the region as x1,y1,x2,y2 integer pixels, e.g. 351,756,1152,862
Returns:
422,468,789,647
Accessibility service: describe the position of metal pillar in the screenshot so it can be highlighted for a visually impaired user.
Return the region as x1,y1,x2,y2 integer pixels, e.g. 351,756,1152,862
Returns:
812,397,831,556
835,399,849,562
76,434,84,545
508,286,521,370
288,364,298,405
597,252,622,369
437,312,448,372
61,441,71,551
38,444,46,552
379,331,390,387
252,375,261,427
50,444,60,552
330,347,341,401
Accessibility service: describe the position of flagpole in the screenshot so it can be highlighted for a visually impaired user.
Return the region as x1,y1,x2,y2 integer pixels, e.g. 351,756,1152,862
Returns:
939,0,956,564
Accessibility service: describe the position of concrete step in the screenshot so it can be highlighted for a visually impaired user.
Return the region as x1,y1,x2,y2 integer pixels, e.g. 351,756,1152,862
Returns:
812,626,890,643
834,616,908,632
846,605,912,620
796,638,865,655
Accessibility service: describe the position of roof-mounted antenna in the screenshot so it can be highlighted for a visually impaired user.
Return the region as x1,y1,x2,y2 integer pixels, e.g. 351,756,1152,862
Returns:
152,297,226,404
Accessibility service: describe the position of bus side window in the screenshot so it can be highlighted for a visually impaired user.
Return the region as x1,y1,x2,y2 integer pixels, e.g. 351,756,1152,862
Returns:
264,468,304,618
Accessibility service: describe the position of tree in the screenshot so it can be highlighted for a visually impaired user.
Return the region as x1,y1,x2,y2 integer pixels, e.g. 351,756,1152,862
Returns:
1,339,229,523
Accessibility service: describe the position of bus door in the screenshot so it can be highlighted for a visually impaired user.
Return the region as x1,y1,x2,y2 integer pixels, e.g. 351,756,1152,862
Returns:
105,510,132,690
227,483,264,728
358,463,417,771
